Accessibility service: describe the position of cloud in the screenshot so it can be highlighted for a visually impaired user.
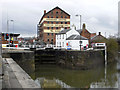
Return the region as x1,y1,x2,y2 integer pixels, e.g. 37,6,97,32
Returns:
88,17,99,24
1,0,119,37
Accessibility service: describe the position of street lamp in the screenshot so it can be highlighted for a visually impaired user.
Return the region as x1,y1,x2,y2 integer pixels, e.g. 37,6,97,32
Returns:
7,20,14,46
76,14,82,51
7,20,14,32
11,20,14,45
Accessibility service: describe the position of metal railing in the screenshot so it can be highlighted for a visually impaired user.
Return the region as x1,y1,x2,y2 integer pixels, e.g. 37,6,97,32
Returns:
21,44,59,49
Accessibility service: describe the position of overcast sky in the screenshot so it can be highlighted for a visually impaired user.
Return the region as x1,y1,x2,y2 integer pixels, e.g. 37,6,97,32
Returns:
1,0,119,37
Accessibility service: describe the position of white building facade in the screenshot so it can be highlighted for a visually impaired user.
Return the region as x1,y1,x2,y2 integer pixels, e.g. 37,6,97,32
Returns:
56,26,89,50
66,35,89,50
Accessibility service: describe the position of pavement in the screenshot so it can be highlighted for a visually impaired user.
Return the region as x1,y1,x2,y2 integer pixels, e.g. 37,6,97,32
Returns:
2,58,40,88
2,58,22,88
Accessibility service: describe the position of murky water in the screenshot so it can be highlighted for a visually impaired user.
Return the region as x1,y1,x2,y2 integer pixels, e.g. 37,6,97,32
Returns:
15,52,120,89
33,62,118,88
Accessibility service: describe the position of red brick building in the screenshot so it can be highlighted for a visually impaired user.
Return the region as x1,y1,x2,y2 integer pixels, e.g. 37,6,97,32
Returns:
90,32,107,43
80,23,96,45
37,6,70,45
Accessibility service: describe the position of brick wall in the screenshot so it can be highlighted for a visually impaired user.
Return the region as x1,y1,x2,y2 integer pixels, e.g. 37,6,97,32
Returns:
39,7,70,45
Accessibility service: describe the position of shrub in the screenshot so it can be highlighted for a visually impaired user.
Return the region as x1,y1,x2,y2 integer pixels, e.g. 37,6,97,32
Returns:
106,37,118,63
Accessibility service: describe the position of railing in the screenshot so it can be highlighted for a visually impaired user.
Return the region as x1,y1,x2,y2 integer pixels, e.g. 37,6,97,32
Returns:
21,44,59,49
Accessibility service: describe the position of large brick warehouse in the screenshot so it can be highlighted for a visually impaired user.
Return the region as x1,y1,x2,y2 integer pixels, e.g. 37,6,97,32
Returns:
37,6,70,45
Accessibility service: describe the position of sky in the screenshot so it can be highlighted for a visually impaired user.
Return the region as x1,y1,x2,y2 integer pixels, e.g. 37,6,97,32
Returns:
1,0,119,37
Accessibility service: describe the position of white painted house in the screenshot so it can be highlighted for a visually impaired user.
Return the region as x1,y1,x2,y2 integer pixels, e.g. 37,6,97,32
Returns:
56,26,89,50
66,35,89,50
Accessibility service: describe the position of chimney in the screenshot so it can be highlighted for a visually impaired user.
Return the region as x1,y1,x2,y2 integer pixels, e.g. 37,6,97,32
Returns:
82,23,86,30
99,32,101,35
71,24,76,30
44,10,46,14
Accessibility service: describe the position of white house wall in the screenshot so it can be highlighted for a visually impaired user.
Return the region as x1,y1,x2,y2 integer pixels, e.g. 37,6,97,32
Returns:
66,40,89,50
56,27,89,50
56,34,66,49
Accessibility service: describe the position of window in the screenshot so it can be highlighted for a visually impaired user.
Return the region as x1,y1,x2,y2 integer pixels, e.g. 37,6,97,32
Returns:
63,35,64,39
56,16,58,18
56,27,58,29
61,16,63,18
57,42,58,47
51,16,53,18
51,27,53,29
61,11,63,14
51,22,53,24
47,39,49,41
65,16,67,18
56,11,58,14
62,42,64,47
60,42,61,46
65,22,67,24
61,22,63,24
47,33,49,36
56,22,58,24
47,27,50,29
65,27,67,29
51,39,53,41
51,33,53,36
47,21,49,24
47,16,49,18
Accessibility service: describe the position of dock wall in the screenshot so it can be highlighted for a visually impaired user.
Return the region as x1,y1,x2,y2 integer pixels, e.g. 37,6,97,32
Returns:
35,50,105,70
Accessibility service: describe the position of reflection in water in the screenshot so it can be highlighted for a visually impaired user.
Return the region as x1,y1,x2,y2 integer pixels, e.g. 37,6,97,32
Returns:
90,63,118,88
118,72,120,89
118,53,120,89
34,62,118,88
35,77,71,88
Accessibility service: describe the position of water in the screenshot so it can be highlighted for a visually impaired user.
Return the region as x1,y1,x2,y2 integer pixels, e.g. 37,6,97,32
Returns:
15,52,120,89
33,62,118,88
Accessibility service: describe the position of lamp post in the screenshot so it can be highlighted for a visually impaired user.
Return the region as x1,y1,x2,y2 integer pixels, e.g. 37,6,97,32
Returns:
7,20,14,46
11,20,14,45
76,14,82,51
7,20,14,32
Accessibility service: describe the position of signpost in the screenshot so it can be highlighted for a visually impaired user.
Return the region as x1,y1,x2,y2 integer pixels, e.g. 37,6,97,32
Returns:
79,40,82,51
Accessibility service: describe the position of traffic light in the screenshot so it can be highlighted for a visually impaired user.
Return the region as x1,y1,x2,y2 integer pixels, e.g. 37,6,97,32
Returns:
10,40,13,44
6,33,9,40
10,37,14,47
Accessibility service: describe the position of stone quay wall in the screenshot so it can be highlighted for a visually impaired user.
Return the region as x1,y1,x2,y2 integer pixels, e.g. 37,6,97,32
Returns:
35,50,105,70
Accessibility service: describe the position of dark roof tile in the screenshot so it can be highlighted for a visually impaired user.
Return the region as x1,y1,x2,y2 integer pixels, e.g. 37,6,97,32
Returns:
66,35,88,40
